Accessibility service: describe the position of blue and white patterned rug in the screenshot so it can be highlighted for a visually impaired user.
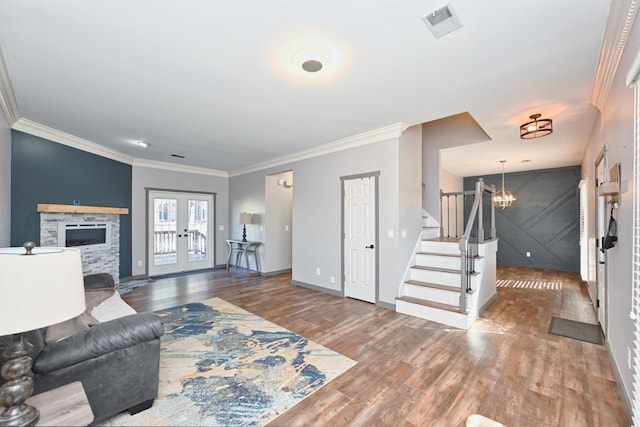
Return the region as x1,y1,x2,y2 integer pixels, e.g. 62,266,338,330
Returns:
102,297,356,426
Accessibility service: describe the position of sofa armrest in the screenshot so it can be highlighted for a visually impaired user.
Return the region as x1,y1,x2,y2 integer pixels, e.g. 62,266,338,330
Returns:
33,312,164,373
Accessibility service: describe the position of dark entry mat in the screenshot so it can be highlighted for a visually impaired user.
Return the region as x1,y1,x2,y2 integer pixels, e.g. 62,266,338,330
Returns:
548,317,603,345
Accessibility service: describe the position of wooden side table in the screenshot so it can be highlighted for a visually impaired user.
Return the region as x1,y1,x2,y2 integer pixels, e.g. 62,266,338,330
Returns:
26,381,94,426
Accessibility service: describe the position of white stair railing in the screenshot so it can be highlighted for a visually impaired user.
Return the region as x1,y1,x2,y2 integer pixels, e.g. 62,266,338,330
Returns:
441,178,496,311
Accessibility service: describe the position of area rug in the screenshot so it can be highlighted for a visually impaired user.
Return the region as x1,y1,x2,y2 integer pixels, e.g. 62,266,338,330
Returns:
102,297,356,426
496,279,562,290
548,316,603,345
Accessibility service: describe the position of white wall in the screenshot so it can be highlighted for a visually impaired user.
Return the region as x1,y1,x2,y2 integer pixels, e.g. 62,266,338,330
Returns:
230,131,421,306
581,19,640,409
0,111,10,246
131,166,229,276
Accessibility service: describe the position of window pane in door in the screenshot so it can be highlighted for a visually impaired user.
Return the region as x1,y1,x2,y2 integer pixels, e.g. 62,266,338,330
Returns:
153,198,178,266
187,199,209,263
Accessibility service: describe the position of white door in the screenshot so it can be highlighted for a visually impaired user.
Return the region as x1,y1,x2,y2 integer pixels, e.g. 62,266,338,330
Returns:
344,176,377,303
148,191,214,276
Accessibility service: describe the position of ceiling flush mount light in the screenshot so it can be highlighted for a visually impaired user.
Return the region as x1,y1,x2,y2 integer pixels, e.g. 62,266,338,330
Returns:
494,160,516,209
281,38,343,79
520,113,553,139
135,140,149,148
301,59,323,73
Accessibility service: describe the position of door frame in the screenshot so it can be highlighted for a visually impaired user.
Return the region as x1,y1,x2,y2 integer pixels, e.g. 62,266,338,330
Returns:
340,171,380,303
594,145,609,337
145,188,217,277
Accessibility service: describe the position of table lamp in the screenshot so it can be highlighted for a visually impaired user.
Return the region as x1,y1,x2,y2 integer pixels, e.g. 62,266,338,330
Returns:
239,212,252,242
0,242,86,427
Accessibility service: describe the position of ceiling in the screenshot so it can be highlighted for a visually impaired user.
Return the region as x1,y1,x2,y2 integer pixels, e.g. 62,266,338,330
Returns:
0,1,611,176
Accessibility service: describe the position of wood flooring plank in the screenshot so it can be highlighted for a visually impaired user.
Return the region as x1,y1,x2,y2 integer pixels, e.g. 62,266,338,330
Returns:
120,265,631,427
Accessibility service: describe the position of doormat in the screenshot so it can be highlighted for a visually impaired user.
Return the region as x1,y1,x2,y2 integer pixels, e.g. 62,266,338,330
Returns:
548,316,603,345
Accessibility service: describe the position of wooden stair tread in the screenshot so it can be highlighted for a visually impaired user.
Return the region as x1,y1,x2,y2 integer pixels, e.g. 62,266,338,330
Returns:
405,280,475,294
416,252,484,259
396,296,466,314
411,265,480,276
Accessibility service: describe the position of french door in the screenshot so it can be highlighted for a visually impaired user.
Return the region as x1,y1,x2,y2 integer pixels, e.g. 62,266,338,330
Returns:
148,190,214,276
343,175,377,303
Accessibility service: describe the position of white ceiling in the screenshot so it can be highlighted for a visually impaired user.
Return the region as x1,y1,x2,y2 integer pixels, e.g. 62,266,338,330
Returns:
0,1,611,176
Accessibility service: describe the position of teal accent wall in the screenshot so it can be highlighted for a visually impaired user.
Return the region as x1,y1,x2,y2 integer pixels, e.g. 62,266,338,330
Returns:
11,130,132,278
465,165,581,272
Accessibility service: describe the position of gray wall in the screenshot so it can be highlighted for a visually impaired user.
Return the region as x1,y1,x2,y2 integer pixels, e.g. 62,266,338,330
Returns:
264,171,293,273
464,166,581,272
581,16,639,408
131,166,230,276
422,112,491,220
230,127,422,306
0,110,9,246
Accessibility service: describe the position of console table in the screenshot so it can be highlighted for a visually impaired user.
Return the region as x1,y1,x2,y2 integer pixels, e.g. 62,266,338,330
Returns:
226,240,261,275
26,381,94,426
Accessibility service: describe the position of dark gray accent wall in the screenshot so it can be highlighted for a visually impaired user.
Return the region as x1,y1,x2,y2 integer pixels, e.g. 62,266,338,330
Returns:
464,165,581,272
11,130,132,278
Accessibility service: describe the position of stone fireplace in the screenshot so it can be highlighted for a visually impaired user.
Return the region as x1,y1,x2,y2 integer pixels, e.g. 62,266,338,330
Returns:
38,204,128,285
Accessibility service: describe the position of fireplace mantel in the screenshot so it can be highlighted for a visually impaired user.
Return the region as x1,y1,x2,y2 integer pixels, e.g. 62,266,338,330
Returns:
37,204,129,215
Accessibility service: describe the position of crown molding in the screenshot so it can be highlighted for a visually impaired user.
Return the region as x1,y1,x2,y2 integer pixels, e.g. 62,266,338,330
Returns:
12,118,135,165
132,158,229,177
229,122,409,177
591,0,639,110
0,44,20,125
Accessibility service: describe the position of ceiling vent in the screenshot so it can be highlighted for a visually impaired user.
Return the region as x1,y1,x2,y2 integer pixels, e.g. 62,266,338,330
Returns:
421,4,462,39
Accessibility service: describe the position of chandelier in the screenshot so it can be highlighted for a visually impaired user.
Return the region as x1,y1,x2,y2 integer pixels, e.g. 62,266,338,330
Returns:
520,113,553,139
494,160,516,209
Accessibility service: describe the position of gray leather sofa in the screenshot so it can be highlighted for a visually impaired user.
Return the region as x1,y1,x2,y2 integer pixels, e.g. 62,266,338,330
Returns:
0,273,164,424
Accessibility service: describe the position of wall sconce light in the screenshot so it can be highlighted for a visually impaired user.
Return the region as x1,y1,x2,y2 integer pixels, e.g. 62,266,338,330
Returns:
520,113,553,139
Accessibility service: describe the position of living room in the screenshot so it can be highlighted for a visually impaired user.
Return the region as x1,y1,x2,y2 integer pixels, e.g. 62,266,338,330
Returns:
1,1,639,425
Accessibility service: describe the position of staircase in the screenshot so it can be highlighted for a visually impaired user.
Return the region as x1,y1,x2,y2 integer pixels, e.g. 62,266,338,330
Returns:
396,180,498,329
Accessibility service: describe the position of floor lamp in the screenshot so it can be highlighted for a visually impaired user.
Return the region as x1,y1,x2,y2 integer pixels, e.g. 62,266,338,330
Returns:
0,243,86,427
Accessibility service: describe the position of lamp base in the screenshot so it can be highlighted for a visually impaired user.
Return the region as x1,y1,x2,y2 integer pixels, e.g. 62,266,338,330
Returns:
0,402,39,427
242,225,247,242
0,334,39,427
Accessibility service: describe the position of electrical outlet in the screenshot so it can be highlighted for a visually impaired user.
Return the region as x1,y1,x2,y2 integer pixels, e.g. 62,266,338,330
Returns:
388,229,394,238
330,276,335,284
285,225,289,231
401,229,407,238
316,268,321,276
219,225,224,231
526,251,531,257
137,260,143,267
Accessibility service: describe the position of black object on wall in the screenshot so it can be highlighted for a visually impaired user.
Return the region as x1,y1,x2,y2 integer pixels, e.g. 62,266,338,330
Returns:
464,165,581,272
11,130,132,278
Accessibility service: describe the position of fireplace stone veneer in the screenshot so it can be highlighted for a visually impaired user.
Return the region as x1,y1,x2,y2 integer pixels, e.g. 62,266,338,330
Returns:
40,212,122,286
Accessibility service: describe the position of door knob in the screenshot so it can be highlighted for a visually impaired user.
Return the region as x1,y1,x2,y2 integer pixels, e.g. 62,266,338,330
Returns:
365,244,374,249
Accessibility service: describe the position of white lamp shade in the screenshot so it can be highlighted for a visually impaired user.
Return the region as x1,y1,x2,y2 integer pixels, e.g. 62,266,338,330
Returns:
239,212,253,225
0,247,86,335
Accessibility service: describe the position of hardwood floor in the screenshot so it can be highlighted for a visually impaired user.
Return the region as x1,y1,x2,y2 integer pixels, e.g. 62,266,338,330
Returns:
122,265,631,426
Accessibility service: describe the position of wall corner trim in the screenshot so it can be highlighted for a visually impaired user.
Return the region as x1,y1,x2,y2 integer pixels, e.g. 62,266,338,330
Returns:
591,0,640,109
12,118,135,165
0,43,20,126
229,122,409,177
